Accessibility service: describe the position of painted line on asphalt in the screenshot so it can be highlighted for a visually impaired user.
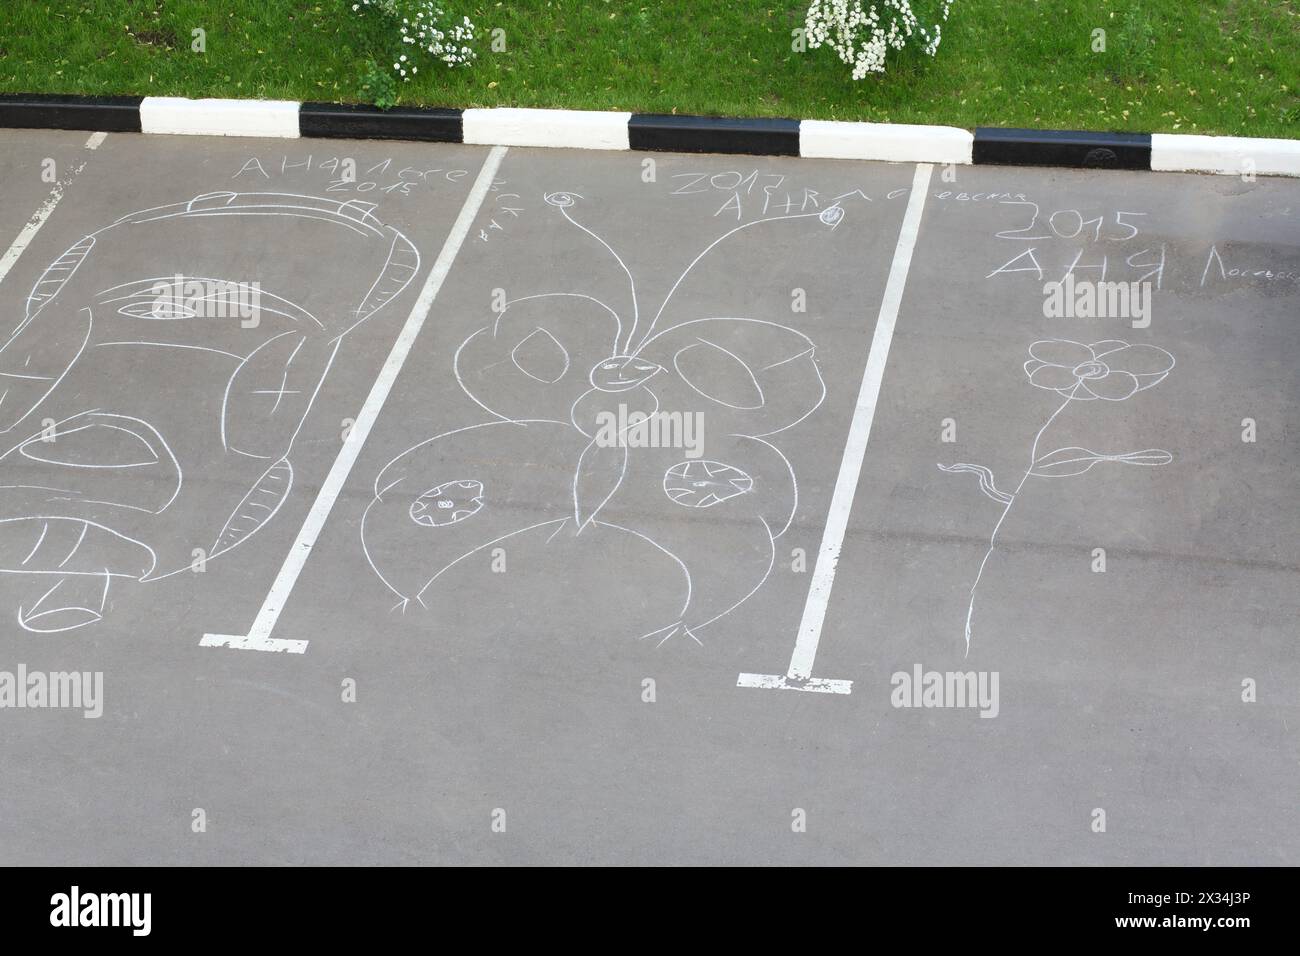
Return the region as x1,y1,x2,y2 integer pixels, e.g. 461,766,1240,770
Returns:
0,132,105,287
201,145,509,654
738,161,934,695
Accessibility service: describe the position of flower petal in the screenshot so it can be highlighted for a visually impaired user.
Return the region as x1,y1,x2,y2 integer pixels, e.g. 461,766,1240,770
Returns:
1088,339,1130,358
1028,339,1094,367
1098,343,1175,377
1081,370,1140,401
1028,362,1082,392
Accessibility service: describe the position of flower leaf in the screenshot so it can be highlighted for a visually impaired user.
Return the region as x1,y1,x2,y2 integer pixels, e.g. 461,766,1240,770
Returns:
1030,446,1105,478
1031,446,1173,478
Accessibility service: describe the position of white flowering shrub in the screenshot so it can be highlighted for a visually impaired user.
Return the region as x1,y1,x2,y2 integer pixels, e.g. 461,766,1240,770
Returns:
352,0,476,78
805,1,953,79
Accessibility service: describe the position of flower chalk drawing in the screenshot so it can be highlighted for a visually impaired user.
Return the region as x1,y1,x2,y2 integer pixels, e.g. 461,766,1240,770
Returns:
940,339,1175,654
1023,339,1174,402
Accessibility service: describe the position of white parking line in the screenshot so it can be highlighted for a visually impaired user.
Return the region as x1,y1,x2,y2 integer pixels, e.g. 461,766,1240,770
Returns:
0,132,105,287
737,161,933,695
201,145,509,654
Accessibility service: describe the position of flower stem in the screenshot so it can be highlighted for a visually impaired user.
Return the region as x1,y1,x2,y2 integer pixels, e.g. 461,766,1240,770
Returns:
962,389,1077,655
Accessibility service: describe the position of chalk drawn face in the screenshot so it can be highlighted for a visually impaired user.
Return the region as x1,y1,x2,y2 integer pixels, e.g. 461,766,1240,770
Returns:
409,479,485,527
590,355,662,392
663,460,753,509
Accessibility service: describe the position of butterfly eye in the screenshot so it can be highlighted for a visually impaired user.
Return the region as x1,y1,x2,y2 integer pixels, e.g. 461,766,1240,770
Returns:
601,362,619,370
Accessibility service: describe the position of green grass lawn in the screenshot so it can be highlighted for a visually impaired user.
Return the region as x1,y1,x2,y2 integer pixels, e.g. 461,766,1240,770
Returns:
1,1,1296,137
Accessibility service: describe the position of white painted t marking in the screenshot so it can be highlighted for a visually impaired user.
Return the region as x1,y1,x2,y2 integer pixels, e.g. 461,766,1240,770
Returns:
737,161,933,695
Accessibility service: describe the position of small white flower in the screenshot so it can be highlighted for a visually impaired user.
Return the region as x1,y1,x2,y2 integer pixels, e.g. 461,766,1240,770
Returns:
355,0,477,72
805,0,952,77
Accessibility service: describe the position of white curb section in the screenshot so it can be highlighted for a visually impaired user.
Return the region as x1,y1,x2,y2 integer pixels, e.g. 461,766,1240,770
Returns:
140,97,300,138
801,120,973,164
1151,134,1300,178
463,108,631,150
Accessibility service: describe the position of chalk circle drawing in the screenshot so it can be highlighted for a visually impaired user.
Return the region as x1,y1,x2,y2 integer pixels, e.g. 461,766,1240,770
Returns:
0,193,419,632
664,460,753,509
363,190,861,646
410,479,485,527
940,339,1174,654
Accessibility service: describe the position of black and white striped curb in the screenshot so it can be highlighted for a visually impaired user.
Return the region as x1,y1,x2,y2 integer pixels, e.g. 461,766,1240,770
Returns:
2,93,1297,177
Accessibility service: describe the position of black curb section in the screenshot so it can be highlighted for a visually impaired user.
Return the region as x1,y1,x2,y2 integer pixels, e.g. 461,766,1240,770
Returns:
299,102,462,141
973,127,1151,170
0,93,143,133
629,114,800,156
